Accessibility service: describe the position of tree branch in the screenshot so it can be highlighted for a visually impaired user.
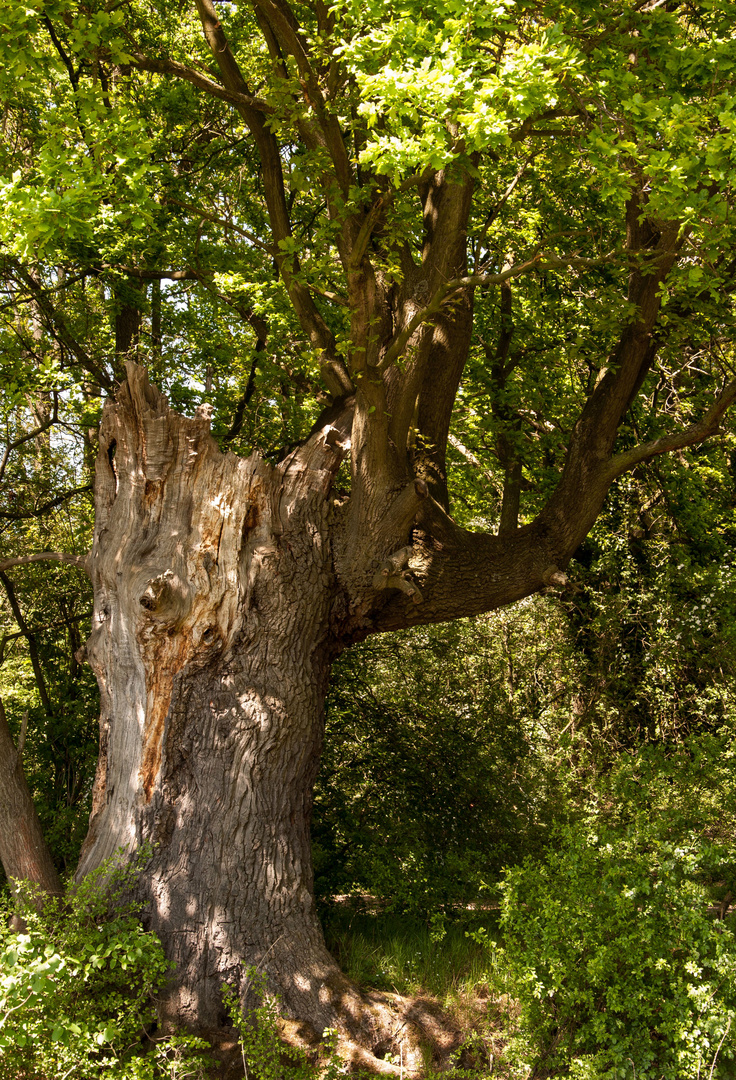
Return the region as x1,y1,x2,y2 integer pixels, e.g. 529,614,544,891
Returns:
607,377,736,480
0,484,93,521
379,252,613,373
0,394,59,485
105,265,200,281
129,52,273,113
0,552,89,575
250,0,354,194
0,573,53,715
447,434,498,489
11,264,113,390
193,0,353,398
158,198,276,254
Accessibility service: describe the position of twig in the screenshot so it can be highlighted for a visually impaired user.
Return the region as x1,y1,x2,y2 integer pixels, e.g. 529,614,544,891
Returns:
709,1016,732,1080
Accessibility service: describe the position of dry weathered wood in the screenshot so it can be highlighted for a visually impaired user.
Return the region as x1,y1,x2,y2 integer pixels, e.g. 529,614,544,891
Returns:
75,330,735,1063
77,364,401,1053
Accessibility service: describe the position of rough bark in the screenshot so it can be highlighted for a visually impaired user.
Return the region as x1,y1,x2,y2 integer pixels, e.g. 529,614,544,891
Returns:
73,283,736,1061
73,357,606,1047
76,364,424,1066
67,9,735,1064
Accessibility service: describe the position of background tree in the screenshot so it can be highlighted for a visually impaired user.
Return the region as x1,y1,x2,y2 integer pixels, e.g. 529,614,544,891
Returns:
2,0,736,1059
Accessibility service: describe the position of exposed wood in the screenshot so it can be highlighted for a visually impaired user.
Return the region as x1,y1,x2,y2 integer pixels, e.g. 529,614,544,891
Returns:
77,365,393,1048
54,3,736,1056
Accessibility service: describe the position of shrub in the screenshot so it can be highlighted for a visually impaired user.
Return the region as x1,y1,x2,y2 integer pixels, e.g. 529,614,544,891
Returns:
498,824,736,1080
0,855,211,1079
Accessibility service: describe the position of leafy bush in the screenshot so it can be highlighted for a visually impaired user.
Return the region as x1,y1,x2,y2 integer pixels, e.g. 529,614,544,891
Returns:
0,856,212,1079
499,825,736,1080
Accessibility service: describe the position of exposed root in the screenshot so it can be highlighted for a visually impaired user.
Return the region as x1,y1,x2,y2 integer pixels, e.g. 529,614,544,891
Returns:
200,978,464,1078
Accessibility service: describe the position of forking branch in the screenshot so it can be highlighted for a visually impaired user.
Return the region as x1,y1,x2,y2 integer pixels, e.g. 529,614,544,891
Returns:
377,250,618,374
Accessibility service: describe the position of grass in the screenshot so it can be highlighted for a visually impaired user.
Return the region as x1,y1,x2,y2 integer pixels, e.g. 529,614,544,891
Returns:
323,906,502,1000
322,905,516,1077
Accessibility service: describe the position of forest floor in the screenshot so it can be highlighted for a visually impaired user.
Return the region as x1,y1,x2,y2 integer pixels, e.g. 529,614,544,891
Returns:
322,906,516,1077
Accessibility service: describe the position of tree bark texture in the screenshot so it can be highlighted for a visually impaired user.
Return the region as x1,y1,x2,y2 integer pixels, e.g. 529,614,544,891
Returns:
69,190,709,1051
76,364,367,1038
73,312,736,1057
70,188,705,1051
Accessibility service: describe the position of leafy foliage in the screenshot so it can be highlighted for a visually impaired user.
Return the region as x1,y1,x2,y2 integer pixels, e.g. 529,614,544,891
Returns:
2,0,736,1067
0,854,212,1079
223,970,344,1080
499,819,736,1079
315,612,564,919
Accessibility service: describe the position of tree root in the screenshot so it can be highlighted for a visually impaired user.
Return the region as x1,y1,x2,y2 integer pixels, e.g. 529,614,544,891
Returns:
201,978,463,1078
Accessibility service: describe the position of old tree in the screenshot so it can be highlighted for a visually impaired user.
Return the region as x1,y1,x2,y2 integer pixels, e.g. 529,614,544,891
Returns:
2,0,736,1058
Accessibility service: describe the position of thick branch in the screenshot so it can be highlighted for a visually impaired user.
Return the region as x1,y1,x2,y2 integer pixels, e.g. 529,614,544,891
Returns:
250,0,354,196
0,697,63,908
193,0,353,398
129,52,273,113
369,363,736,636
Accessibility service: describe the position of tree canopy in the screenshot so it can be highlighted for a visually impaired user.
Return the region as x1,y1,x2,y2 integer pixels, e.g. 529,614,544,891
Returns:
1,0,736,520
3,0,736,1067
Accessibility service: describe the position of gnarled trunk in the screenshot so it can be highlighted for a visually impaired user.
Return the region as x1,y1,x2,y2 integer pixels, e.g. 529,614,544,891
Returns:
72,334,686,1064
77,365,365,1042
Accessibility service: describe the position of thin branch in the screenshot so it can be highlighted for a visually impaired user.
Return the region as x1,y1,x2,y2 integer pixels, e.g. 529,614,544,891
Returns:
379,251,615,372
473,153,538,269
42,15,78,90
107,265,199,281
0,394,59,486
0,269,91,315
129,52,273,114
0,552,89,576
159,198,276,254
607,377,736,480
447,434,498,488
12,265,113,390
0,572,53,714
0,611,90,666
0,484,93,521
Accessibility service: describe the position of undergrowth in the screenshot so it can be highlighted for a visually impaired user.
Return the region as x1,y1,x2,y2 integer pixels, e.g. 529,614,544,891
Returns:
323,908,501,1002
0,854,212,1080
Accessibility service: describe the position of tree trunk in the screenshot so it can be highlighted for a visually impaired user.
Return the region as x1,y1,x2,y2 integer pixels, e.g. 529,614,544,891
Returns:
76,364,393,1052
0,698,63,910
75,357,672,1065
